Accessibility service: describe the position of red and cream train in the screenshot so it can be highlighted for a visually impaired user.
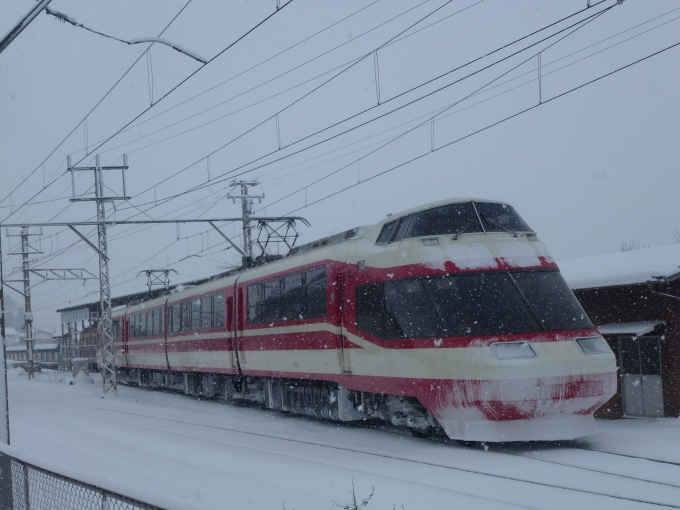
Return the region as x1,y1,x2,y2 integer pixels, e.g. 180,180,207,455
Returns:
108,199,616,441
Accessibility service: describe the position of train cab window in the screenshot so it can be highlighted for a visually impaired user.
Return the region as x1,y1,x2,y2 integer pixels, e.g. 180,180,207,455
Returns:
376,220,397,244
405,203,483,239
391,216,411,243
191,299,201,330
509,271,592,330
306,268,327,318
424,273,538,337
283,274,304,320
213,293,225,328
356,283,386,338
475,202,532,233
200,296,212,330
356,270,593,340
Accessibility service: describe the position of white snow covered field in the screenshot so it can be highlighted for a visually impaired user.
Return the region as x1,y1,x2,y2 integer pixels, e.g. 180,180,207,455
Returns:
4,365,680,510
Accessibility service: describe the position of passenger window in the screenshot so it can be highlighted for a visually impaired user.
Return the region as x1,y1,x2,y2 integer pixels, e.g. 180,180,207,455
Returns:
306,268,327,318
140,313,148,337
169,305,179,333
191,299,201,330
283,273,303,320
264,280,282,323
156,309,164,335
200,296,212,329
376,220,397,244
181,301,191,332
248,284,264,324
213,293,225,328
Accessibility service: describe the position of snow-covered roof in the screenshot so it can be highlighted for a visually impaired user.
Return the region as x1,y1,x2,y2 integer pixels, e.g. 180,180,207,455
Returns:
598,321,664,336
3,327,20,337
559,244,680,290
35,343,59,350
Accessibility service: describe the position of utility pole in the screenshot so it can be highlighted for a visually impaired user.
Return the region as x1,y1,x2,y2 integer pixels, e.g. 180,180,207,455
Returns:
21,228,34,379
4,227,43,379
0,231,10,445
228,180,264,267
68,154,130,395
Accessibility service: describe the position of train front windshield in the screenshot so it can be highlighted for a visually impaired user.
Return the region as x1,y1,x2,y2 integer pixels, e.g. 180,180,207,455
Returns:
356,270,593,339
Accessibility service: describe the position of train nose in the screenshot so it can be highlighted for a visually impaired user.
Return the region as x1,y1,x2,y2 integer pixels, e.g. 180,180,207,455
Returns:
419,338,618,441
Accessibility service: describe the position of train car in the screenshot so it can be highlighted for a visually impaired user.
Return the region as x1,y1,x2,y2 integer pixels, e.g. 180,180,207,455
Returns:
109,199,617,442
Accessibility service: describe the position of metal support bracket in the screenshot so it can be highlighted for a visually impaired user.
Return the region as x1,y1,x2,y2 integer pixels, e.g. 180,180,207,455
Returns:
208,221,246,257
68,225,109,260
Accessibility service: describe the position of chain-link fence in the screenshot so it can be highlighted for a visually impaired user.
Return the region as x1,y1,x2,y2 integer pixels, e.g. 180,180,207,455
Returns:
0,451,162,510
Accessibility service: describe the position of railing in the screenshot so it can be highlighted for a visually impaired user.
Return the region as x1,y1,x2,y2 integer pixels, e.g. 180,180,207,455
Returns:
0,451,162,510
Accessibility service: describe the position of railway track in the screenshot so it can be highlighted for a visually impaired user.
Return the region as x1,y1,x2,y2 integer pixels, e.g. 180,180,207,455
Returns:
76,400,680,509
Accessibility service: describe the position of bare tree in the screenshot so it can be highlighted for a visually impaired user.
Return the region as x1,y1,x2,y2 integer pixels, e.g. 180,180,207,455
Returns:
332,478,375,510
620,241,649,252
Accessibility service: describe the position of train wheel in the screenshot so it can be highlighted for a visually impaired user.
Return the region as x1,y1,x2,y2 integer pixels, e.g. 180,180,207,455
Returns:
410,427,434,439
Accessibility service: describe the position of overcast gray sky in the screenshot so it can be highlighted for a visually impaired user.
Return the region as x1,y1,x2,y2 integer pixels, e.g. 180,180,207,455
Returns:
1,0,679,331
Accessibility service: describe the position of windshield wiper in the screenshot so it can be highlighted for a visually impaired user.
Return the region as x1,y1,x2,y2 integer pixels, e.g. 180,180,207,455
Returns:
483,217,517,237
452,220,476,240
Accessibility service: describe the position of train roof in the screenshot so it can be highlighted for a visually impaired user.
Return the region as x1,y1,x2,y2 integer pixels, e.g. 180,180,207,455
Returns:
103,197,531,316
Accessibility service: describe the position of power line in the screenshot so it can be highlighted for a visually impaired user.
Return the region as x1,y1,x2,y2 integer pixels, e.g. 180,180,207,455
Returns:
0,0,195,216
127,2,616,215
96,1,489,159
2,0,292,223
280,39,680,217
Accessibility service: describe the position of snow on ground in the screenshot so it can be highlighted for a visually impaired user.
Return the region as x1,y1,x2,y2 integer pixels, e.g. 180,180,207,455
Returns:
5,365,680,510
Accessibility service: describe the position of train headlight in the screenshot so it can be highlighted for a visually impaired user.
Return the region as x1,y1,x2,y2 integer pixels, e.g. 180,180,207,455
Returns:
575,336,610,355
490,341,537,360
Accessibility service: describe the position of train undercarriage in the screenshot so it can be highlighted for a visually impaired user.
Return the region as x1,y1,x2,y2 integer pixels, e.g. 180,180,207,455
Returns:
117,368,439,437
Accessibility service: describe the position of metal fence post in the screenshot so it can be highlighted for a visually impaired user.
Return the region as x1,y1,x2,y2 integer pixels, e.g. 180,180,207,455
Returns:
23,463,30,510
0,453,13,510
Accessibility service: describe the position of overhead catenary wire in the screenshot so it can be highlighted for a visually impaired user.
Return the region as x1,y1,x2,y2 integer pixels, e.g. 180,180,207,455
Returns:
116,0,459,203
32,1,629,293
0,0,195,217
2,0,292,224
277,39,680,217
7,1,670,307
96,5,680,220
258,4,617,212
129,2,616,215
5,0,596,228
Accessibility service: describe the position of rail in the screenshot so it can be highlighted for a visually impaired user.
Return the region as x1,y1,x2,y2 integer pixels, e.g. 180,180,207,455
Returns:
0,450,162,510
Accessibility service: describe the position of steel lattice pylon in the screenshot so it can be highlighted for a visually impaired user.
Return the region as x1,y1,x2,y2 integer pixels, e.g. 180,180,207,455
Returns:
97,196,115,394
67,154,131,395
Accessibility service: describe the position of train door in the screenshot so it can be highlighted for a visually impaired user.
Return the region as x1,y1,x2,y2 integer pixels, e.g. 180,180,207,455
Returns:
620,336,664,417
336,269,351,373
163,300,170,370
122,314,130,367
235,285,246,368
227,292,237,369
